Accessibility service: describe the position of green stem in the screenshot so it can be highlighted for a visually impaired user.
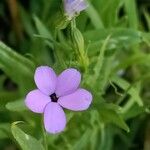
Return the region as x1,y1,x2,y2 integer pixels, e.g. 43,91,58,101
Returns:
99,124,105,150
42,119,48,150
70,18,76,29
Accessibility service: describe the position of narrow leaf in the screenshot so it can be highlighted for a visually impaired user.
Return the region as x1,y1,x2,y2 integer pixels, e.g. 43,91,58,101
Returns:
11,122,44,150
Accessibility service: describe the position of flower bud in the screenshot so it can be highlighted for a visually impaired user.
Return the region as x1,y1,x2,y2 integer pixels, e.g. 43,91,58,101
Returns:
71,24,89,71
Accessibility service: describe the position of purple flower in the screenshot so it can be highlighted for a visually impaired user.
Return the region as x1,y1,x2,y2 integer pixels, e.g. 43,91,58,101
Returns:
64,0,88,20
25,66,92,134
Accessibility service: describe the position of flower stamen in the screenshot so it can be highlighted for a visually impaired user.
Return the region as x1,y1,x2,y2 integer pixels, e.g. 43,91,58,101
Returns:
50,93,58,102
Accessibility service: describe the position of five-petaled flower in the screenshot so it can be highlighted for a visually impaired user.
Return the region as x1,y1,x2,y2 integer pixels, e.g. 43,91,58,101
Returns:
64,0,88,20
25,66,92,134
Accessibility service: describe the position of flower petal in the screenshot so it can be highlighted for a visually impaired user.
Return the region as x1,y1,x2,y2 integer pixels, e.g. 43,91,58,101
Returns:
64,0,87,19
55,68,81,97
34,66,57,95
25,89,51,113
44,102,66,134
67,0,74,3
76,1,88,12
58,88,92,111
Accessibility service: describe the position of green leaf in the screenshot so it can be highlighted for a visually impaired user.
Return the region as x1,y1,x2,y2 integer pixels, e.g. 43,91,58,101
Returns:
33,16,53,41
98,103,129,132
122,103,145,120
94,0,122,27
93,36,111,82
142,32,150,47
143,7,150,31
6,99,27,112
124,0,139,29
84,28,141,45
85,35,112,96
11,122,44,150
86,2,104,29
111,76,143,106
114,53,150,71
0,42,35,91
19,5,35,37
72,129,92,150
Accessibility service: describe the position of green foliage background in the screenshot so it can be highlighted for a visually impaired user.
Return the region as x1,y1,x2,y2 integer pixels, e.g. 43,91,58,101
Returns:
0,0,150,149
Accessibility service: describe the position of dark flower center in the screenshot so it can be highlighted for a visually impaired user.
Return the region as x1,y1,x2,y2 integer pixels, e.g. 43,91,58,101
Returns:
50,93,58,102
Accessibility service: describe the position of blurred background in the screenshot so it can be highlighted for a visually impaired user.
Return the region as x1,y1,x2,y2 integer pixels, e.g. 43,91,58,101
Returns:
0,0,150,150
